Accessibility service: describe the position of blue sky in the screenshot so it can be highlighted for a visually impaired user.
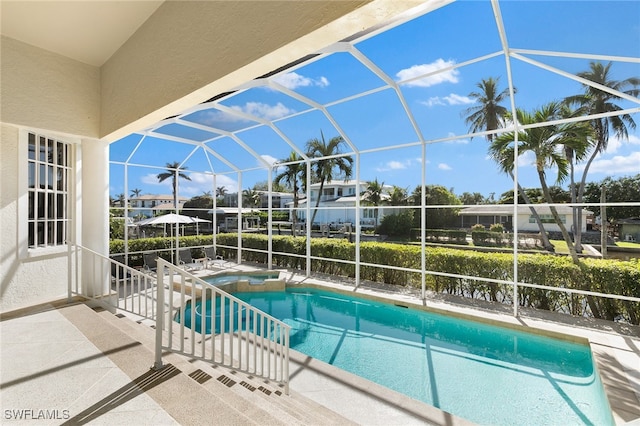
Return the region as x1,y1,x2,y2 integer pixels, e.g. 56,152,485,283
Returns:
109,0,640,201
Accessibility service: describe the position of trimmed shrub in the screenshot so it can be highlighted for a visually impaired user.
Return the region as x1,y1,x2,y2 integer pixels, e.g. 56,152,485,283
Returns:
110,234,640,324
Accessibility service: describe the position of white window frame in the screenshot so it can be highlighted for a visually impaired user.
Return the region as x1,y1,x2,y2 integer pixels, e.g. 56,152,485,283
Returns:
18,129,78,258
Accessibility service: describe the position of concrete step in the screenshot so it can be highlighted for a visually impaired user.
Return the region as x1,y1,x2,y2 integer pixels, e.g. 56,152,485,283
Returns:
62,303,295,425
93,303,352,425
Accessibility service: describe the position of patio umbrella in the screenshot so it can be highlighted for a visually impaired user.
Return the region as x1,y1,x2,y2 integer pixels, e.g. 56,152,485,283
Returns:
135,213,201,226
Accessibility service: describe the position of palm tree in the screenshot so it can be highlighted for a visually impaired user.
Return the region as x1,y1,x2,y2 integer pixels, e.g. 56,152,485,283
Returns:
306,131,353,226
130,188,142,198
565,61,639,250
274,151,305,236
388,185,409,206
157,162,191,209
216,186,227,198
242,188,260,208
492,102,594,263
363,178,385,228
462,77,513,142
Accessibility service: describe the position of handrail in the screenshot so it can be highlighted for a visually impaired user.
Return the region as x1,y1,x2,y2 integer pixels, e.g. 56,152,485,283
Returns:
70,244,157,320
154,258,290,393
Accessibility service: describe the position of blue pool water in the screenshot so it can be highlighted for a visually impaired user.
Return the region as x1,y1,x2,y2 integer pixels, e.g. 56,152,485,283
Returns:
184,288,613,425
202,273,279,286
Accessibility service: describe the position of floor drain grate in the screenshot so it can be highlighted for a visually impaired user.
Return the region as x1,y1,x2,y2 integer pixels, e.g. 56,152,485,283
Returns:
258,386,272,396
188,369,212,384
275,390,282,396
217,375,236,388
115,313,126,318
239,381,257,392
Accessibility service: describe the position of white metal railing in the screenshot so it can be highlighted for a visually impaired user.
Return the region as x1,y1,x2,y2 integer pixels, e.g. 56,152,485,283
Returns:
70,245,157,320
153,258,290,393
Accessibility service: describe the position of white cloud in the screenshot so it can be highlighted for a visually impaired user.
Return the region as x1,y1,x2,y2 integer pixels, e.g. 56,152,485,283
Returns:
397,59,459,88
438,163,452,171
260,155,278,167
421,93,474,107
580,151,640,175
231,102,295,120
445,132,469,144
273,72,330,90
604,133,640,155
375,159,413,172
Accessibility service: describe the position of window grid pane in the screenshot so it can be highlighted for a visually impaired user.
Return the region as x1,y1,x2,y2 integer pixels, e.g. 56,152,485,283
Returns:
27,132,71,249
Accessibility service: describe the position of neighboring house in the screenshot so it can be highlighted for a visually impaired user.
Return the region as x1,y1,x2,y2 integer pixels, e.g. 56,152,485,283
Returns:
128,195,189,218
617,218,640,242
294,180,397,228
459,205,592,233
223,191,294,210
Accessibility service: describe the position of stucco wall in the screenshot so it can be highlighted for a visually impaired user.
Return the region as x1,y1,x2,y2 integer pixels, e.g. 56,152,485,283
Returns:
0,124,71,312
0,37,101,138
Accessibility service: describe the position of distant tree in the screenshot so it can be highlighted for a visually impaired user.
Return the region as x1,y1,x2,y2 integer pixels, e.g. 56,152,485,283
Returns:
253,179,287,193
387,186,409,206
274,151,305,235
306,131,353,225
363,178,385,228
584,174,640,220
216,186,228,198
462,77,513,142
113,193,125,207
411,185,461,229
183,195,214,220
242,188,260,208
130,188,142,198
157,162,191,209
378,210,414,238
459,192,486,206
565,61,638,250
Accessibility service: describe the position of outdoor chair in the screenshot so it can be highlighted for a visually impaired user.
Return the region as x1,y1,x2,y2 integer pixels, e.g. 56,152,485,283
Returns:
178,248,200,272
143,252,158,275
204,246,225,269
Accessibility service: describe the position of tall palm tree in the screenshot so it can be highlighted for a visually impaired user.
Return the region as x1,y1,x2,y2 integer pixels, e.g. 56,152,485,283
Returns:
274,151,305,236
462,77,513,142
130,188,142,198
559,103,595,252
157,162,191,209
363,178,385,228
565,61,639,249
492,102,594,264
306,131,353,226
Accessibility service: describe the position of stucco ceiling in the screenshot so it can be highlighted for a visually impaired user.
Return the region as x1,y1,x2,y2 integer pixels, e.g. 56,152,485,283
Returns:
0,1,164,66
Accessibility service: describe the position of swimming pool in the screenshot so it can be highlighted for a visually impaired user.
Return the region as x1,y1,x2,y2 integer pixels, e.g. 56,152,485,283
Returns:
230,288,613,426
179,287,613,425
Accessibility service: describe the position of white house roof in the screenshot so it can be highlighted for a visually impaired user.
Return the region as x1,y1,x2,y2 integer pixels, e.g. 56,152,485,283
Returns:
459,205,593,216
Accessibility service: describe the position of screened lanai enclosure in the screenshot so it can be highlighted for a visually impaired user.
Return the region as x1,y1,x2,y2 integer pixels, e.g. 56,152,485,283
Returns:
109,0,640,322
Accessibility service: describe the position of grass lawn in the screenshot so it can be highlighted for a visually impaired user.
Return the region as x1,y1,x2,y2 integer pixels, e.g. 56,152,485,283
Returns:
550,239,569,254
616,241,640,248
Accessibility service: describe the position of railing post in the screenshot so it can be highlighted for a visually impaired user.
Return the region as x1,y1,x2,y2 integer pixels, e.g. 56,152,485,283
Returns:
153,260,165,371
284,327,290,395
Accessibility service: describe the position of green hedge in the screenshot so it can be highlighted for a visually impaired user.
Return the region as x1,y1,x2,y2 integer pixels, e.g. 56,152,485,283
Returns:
425,229,467,244
110,234,640,324
471,230,514,247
